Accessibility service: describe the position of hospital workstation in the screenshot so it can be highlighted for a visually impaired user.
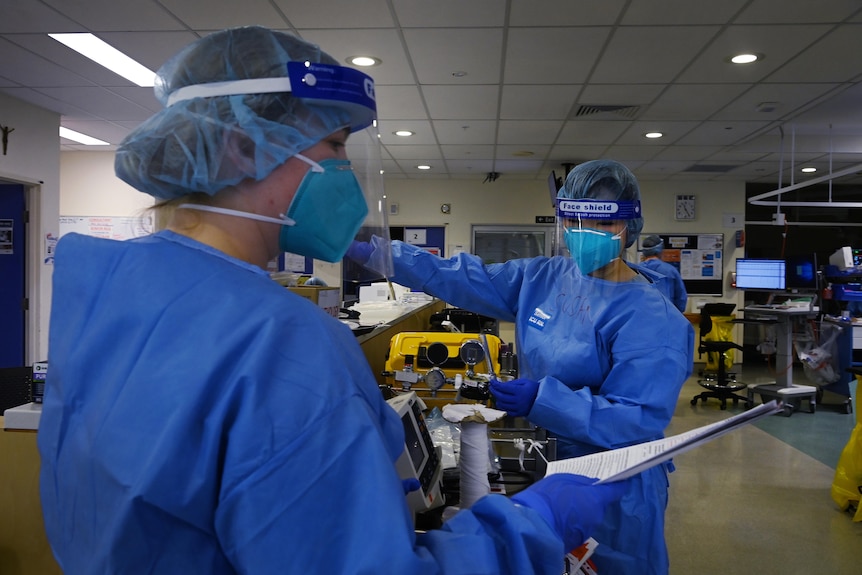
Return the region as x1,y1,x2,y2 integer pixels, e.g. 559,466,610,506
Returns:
3,3,862,574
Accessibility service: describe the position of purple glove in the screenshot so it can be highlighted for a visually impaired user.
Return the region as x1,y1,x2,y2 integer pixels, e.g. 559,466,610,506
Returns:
346,240,374,265
489,377,539,417
511,474,628,552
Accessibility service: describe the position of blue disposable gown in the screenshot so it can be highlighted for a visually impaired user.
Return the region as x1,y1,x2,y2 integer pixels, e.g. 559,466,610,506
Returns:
37,231,567,575
641,258,688,312
388,241,695,575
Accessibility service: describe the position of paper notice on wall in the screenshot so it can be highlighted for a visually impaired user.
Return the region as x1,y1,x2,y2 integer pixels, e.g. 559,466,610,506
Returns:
59,215,154,240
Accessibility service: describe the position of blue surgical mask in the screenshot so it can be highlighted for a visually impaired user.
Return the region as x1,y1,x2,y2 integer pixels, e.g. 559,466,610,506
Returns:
175,154,368,263
564,227,622,274
279,155,369,262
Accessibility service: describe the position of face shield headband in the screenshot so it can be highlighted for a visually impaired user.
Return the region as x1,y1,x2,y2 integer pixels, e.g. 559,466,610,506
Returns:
166,61,376,132
556,199,641,274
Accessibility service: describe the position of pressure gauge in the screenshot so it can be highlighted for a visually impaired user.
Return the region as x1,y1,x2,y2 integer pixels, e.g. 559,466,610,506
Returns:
424,367,447,391
459,340,485,368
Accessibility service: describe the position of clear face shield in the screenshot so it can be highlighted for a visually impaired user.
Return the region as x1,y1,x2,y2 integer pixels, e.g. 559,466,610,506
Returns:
286,62,393,282
341,119,394,282
555,198,641,277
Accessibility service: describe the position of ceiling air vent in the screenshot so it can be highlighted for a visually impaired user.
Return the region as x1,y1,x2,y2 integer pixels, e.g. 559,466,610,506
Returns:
682,164,737,173
572,104,641,119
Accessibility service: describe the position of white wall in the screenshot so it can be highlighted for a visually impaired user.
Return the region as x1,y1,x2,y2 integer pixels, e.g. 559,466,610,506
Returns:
59,151,153,216
0,92,61,364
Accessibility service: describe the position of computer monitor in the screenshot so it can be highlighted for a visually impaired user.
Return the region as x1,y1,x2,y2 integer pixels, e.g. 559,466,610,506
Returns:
785,253,818,292
735,258,786,291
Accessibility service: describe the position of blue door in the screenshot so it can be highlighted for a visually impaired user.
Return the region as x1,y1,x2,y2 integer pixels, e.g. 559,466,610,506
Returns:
0,184,26,368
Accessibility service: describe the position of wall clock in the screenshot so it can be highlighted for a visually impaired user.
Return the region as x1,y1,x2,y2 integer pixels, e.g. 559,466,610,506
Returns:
674,194,696,220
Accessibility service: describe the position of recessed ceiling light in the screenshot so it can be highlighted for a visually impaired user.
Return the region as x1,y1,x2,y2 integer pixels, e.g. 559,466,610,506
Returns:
348,56,381,67
49,33,155,87
645,132,663,139
512,150,534,157
59,127,110,146
394,130,414,137
801,167,817,173
729,53,761,64
417,165,431,170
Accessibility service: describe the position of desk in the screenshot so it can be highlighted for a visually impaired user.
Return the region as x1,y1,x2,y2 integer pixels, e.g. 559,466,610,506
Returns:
742,306,819,415
0,417,63,574
742,306,818,386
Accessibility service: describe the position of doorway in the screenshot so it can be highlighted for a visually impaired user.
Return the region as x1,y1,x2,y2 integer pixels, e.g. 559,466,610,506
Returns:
0,183,26,367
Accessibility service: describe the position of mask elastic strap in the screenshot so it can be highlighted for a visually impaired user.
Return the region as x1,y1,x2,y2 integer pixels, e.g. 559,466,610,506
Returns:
176,204,296,226
294,153,326,173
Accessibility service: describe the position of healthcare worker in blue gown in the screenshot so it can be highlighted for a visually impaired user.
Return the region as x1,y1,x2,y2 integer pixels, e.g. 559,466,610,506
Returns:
640,234,688,313
350,160,694,575
36,26,627,575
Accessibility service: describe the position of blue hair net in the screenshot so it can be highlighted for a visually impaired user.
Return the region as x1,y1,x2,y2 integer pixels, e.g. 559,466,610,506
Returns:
558,159,644,248
641,234,663,256
115,26,361,200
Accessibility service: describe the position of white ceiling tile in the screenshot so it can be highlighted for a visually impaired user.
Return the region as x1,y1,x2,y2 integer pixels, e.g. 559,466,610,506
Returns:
735,0,862,24
592,26,720,84
504,27,611,84
42,0,186,31
500,85,580,120
433,120,497,144
766,25,862,83
441,144,495,159
641,84,752,121
677,24,833,83
404,28,503,84
617,121,702,145
557,120,630,145
497,120,563,145
620,0,749,25
422,86,500,119
509,0,626,26
274,0,394,28
392,0,506,27
374,86,428,120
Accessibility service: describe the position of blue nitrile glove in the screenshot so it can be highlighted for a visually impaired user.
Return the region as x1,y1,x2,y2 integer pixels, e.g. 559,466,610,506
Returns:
489,377,540,417
346,240,374,265
511,474,628,552
402,478,421,495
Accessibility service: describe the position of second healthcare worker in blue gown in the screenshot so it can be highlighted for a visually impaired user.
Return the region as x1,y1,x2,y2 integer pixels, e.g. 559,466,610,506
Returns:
36,26,627,575
640,234,688,313
352,160,695,575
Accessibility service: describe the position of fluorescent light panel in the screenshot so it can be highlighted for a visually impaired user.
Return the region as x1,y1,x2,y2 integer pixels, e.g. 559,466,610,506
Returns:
49,33,155,87
59,127,109,146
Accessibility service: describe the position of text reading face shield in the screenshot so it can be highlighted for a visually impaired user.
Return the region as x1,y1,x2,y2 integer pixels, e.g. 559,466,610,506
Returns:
556,199,641,275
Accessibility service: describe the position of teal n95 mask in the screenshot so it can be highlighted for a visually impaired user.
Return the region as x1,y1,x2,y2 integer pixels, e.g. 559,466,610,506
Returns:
278,154,369,262
564,227,623,275
176,154,368,263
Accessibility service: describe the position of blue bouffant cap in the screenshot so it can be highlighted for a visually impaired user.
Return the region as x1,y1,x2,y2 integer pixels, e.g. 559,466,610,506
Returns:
558,159,643,248
115,26,371,200
641,234,664,256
